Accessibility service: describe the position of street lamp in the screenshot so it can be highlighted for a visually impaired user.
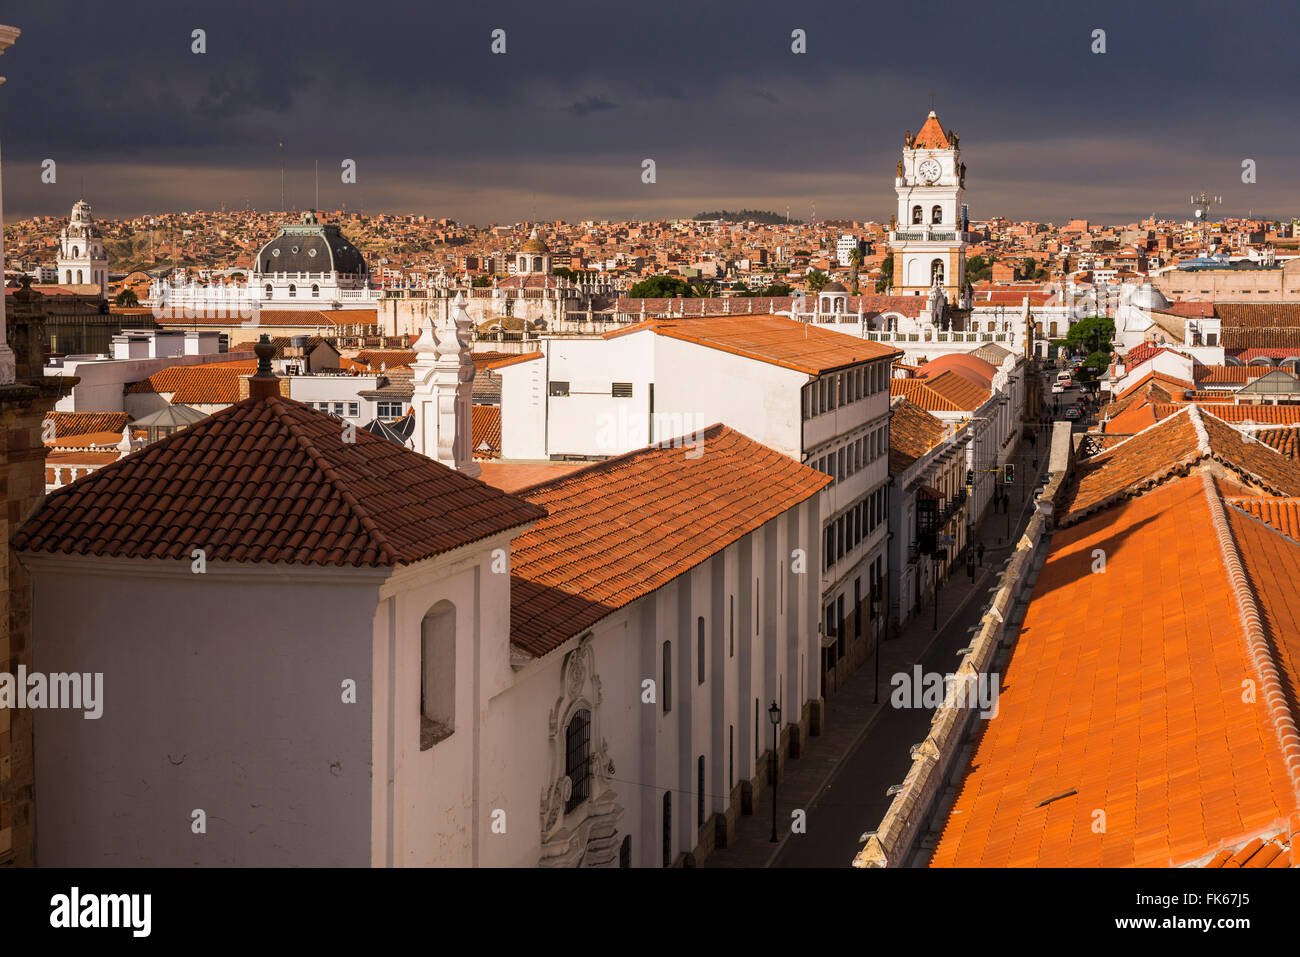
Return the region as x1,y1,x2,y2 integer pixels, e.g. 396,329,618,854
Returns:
768,700,782,843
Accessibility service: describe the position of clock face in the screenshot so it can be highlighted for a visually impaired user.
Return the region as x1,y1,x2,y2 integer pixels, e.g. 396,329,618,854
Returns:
918,159,941,184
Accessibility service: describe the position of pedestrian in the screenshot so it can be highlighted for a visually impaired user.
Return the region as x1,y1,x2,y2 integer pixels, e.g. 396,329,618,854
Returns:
976,543,985,566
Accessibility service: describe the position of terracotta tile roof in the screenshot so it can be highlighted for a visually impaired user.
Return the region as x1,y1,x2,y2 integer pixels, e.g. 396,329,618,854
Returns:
355,349,417,369
917,353,996,390
912,111,950,149
1224,328,1300,351
1103,401,1160,435
1193,365,1270,386
45,411,130,438
889,399,948,472
508,424,830,656
46,430,126,451
1182,390,1236,402
1204,822,1298,868
1061,406,1300,524
1227,496,1300,541
1122,343,1189,366
480,350,542,370
1156,301,1217,319
1256,427,1300,458
15,395,545,567
611,315,899,376
1152,403,1300,425
471,405,501,459
1237,347,1300,362
924,370,989,411
890,378,961,412
476,461,586,494
1216,303,1300,327
125,359,257,405
1114,370,1194,399
931,475,1300,868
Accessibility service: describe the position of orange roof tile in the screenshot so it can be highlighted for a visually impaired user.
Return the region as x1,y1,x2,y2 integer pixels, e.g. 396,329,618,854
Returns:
15,396,545,567
889,399,947,472
1062,406,1300,524
912,111,950,150
476,461,586,494
611,315,898,376
1153,403,1300,425
471,404,501,459
925,370,989,411
481,350,542,370
125,360,257,405
45,411,130,439
931,476,1300,868
508,424,829,656
890,378,962,412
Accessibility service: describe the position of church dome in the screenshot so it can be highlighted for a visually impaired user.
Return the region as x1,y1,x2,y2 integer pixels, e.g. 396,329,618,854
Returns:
254,211,367,277
821,281,848,293
519,230,550,255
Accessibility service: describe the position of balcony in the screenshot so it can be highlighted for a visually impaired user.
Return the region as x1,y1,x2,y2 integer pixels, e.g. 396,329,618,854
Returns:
890,229,971,244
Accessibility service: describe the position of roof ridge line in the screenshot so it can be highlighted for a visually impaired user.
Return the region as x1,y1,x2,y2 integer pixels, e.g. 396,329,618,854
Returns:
267,397,401,566
519,422,731,495
1200,471,1300,811
1188,403,1212,454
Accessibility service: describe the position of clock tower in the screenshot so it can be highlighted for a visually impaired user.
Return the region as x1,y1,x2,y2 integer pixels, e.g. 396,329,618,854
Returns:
889,110,968,305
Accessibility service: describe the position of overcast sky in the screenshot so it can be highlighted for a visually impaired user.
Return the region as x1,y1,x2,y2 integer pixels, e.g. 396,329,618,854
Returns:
1,0,1294,225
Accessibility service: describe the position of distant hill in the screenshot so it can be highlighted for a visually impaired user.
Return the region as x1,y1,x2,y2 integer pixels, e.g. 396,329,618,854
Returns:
693,209,800,225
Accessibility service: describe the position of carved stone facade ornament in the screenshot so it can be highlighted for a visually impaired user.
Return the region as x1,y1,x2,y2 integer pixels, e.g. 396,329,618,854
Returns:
538,635,623,867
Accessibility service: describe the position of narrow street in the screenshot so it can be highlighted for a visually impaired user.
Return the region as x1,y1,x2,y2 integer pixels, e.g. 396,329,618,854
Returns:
707,367,1058,868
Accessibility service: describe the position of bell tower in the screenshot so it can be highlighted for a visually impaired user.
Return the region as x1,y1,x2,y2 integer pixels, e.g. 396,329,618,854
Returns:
889,111,968,305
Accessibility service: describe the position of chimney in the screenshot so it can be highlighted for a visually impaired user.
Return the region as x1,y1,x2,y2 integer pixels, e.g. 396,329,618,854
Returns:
248,334,281,400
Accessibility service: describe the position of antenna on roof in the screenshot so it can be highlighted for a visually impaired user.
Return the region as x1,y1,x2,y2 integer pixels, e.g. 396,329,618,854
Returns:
315,159,319,212
279,140,286,215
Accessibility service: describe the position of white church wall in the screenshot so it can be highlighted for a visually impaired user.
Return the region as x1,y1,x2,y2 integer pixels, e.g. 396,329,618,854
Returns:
25,555,386,866
498,355,546,459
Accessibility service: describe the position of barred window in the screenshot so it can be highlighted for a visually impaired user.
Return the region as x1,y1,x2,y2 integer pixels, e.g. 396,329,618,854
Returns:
564,708,592,813
612,382,633,398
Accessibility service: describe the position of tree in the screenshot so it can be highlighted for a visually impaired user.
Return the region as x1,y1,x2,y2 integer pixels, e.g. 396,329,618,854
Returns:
848,247,863,295
471,276,493,288
875,256,894,293
806,270,830,293
966,254,992,283
628,275,693,299
1018,256,1050,282
114,289,139,307
1065,316,1115,356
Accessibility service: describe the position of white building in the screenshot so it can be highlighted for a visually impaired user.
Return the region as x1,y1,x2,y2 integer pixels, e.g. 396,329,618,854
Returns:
17,341,829,867
56,199,109,295
889,111,969,304
496,314,901,694
148,210,383,315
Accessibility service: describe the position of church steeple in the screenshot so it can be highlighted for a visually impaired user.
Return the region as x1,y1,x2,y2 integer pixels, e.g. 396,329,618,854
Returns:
889,110,968,306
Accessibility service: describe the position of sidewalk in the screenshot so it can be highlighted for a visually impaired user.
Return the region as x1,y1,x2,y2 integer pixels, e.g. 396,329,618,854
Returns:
704,423,1049,867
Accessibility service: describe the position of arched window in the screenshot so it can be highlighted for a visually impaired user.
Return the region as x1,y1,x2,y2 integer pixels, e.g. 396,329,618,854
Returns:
76,269,83,284
265,284,273,299
419,600,456,750
311,284,320,297
930,259,944,285
533,256,543,272
697,755,706,827
911,205,923,225
931,205,942,224
288,283,296,298
72,246,79,258
564,708,591,813
662,641,672,713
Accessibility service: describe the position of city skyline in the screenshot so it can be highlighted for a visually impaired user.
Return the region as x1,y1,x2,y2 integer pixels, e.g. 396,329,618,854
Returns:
3,0,1296,223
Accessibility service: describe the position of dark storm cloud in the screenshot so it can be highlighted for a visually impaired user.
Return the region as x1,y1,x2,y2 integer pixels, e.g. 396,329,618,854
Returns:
2,0,1298,222
569,96,618,117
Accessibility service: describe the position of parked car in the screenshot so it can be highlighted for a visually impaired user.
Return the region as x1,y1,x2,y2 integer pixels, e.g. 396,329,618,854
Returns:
1064,406,1082,420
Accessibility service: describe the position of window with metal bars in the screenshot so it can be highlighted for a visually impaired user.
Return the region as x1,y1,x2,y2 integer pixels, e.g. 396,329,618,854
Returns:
564,708,591,813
